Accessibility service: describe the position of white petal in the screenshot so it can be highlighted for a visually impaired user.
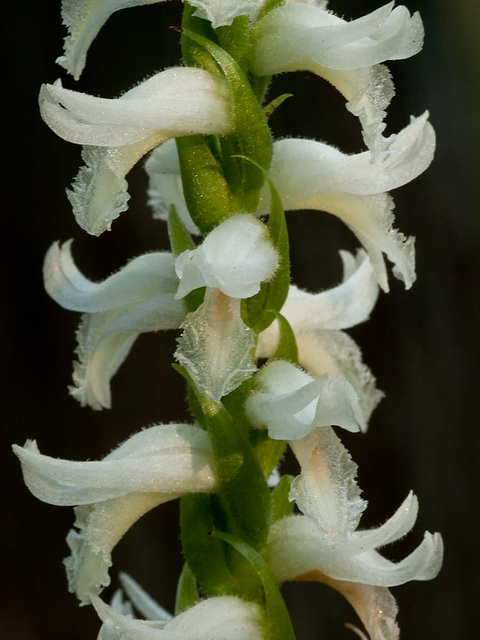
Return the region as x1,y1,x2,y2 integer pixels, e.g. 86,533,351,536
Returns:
254,4,423,73
175,214,279,299
261,141,417,290
289,427,366,546
190,0,263,28
175,291,257,401
44,241,178,312
40,70,231,146
92,594,265,639
12,424,216,505
57,0,165,79
245,360,363,439
253,3,423,153
146,139,200,235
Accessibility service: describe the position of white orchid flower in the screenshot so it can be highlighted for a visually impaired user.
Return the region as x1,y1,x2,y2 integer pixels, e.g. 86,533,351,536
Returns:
253,2,424,154
92,592,265,640
43,240,185,409
58,0,266,79
256,250,383,432
263,427,443,640
39,68,232,235
258,113,435,290
13,424,217,604
175,214,279,299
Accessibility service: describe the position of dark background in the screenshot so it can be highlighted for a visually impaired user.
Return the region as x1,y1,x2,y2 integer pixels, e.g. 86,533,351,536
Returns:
2,1,479,638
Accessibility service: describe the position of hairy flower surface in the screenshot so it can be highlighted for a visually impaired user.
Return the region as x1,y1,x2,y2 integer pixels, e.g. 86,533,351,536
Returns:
40,69,231,234
13,424,217,603
44,241,185,409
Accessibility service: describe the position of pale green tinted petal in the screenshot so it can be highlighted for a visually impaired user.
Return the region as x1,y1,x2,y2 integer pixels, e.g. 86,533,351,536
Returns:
289,427,366,546
175,214,279,299
190,0,263,28
44,241,178,312
12,424,216,505
146,139,200,235
39,70,231,146
245,360,363,439
58,0,164,79
175,291,256,401
92,594,265,639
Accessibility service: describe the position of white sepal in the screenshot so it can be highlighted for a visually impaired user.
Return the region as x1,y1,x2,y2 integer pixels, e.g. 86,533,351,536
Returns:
190,0,264,28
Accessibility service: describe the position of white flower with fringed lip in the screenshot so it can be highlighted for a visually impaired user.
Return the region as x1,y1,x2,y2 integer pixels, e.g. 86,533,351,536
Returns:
263,427,443,640
13,424,217,605
253,2,424,156
39,68,232,235
249,249,383,439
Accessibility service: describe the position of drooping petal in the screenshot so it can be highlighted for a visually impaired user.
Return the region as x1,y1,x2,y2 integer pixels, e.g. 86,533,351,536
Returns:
146,138,200,235
289,427,366,547
245,360,364,439
175,290,257,401
57,0,166,79
92,594,265,640
12,424,216,505
44,240,179,312
253,3,424,153
175,214,279,299
190,0,264,28
39,69,232,235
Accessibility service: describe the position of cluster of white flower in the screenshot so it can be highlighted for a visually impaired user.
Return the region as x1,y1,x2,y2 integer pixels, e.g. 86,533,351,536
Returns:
14,1,442,639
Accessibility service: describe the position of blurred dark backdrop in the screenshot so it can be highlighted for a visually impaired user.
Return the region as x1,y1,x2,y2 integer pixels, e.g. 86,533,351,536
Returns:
2,1,479,638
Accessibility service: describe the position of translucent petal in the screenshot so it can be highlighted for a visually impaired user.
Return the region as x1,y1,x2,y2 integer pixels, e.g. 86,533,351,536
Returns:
245,360,363,439
175,214,279,299
58,0,164,79
175,291,257,401
289,427,366,546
